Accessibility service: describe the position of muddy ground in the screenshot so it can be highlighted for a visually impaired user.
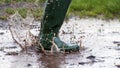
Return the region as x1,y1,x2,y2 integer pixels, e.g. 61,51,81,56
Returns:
0,18,120,68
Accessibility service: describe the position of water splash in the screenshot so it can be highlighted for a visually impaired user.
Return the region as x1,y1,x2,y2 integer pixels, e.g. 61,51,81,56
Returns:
8,10,35,50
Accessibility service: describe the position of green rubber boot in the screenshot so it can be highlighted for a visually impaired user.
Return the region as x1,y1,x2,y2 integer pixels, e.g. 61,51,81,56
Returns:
39,0,79,52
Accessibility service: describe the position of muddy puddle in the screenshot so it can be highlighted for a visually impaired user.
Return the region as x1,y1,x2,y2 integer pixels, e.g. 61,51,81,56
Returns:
0,18,120,68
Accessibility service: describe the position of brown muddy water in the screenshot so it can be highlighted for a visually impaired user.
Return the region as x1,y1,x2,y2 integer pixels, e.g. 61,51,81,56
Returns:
0,18,120,68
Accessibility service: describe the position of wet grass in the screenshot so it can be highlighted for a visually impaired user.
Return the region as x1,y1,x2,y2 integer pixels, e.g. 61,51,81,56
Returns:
4,7,43,20
68,0,120,19
18,8,27,18
1,0,120,20
32,8,43,20
5,8,15,15
0,16,7,20
0,0,44,20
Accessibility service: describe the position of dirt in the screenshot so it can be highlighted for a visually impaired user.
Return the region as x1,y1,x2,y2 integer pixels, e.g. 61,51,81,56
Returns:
0,17,120,68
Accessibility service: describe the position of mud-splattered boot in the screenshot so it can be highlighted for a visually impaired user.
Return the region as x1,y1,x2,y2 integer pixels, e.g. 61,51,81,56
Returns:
39,0,79,52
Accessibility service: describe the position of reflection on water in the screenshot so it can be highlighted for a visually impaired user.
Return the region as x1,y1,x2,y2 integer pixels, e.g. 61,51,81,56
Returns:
39,53,65,68
0,52,40,68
